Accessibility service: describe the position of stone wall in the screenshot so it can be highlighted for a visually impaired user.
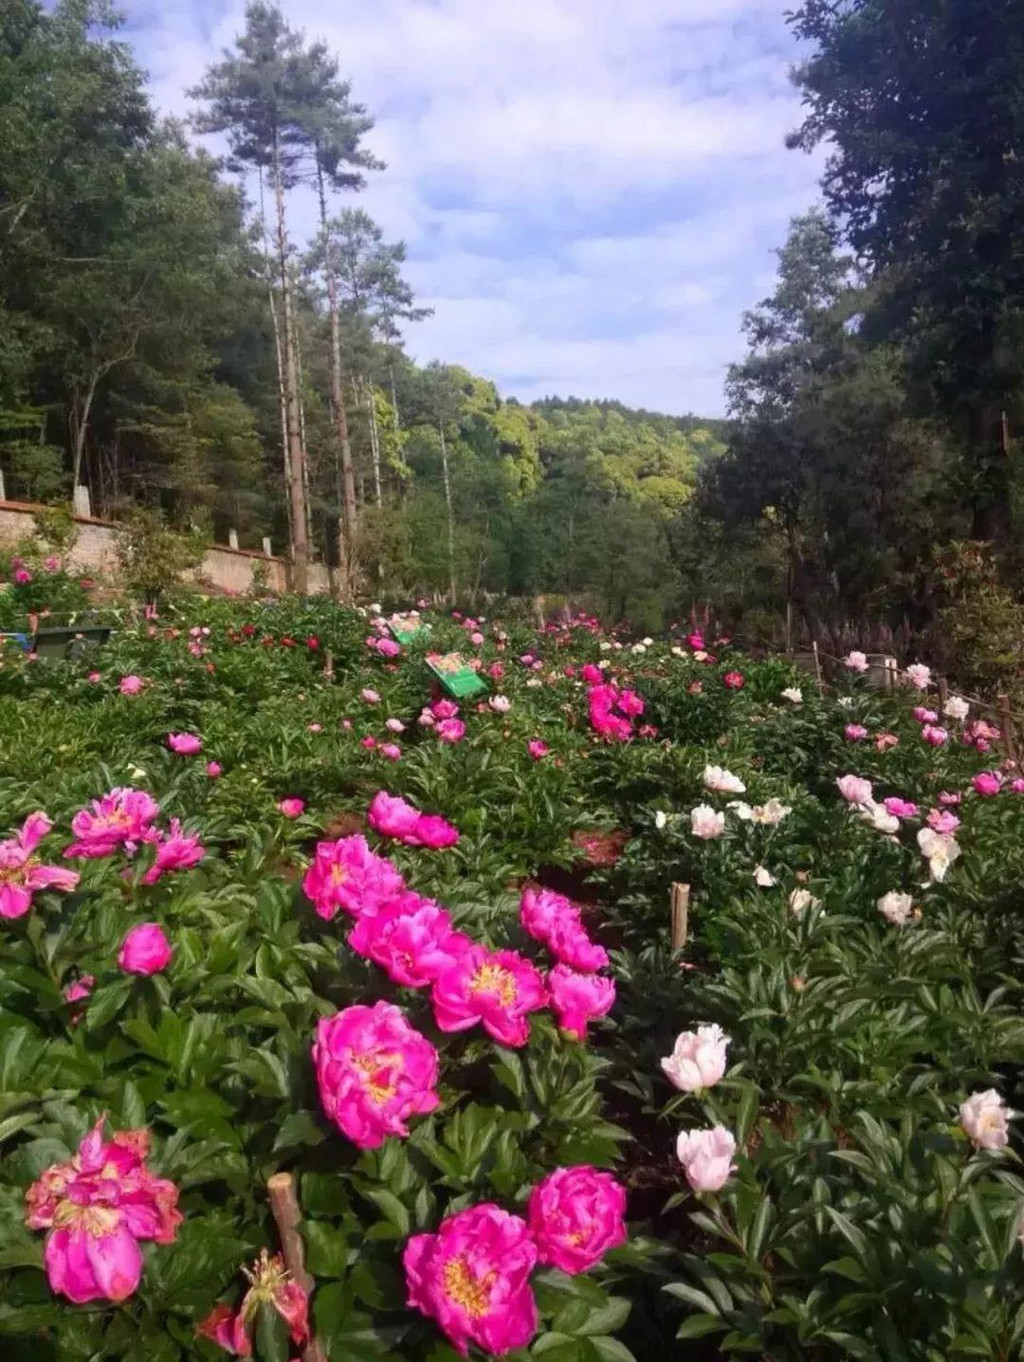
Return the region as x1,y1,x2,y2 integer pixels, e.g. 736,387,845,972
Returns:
0,500,331,596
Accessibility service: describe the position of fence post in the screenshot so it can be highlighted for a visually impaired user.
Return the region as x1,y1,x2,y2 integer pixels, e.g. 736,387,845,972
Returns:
812,641,824,693
937,676,948,710
261,536,273,557
228,528,239,550
670,883,690,950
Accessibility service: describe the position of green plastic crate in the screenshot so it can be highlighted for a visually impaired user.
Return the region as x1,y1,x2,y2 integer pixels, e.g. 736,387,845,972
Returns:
426,651,488,700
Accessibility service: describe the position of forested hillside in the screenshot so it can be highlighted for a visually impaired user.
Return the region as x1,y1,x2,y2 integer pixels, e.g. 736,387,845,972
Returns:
2,0,1023,676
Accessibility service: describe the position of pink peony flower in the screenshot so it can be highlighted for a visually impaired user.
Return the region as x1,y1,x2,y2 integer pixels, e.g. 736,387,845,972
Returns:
432,699,460,720
13,567,32,585
367,792,460,849
377,637,401,659
86,671,101,683
527,738,550,759
844,723,868,742
913,706,939,724
1012,779,1024,795
690,804,725,839
883,797,918,820
527,1166,627,1275
404,1203,538,1357
676,1125,736,1193
432,945,547,1048
278,797,305,819
167,732,202,756
661,1024,730,1092
489,694,511,714
141,820,205,885
119,675,145,696
0,812,79,919
519,886,608,972
349,898,470,988
960,1089,1012,1151
581,663,603,685
905,662,932,689
436,718,466,744
972,771,1002,797
205,761,222,779
470,631,485,646
836,774,873,806
118,923,172,975
921,724,948,747
199,1249,309,1356
380,742,402,761
362,735,377,749
488,662,505,680
617,689,645,717
313,1001,439,1148
64,788,160,859
875,732,900,751
307,722,323,733
927,807,960,834
722,671,745,690
63,974,95,1005
25,1116,181,1304
361,688,381,704
548,965,616,1039
843,651,869,673
939,790,962,806
302,835,406,922
385,717,406,733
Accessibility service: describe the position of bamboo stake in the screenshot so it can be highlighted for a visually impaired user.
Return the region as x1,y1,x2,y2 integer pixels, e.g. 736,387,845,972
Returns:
812,640,823,693
267,1172,327,1362
670,883,690,950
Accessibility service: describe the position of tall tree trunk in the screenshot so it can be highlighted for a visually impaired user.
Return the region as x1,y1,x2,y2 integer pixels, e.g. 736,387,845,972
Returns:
292,290,314,553
389,361,400,431
258,168,292,562
71,371,100,491
271,133,308,595
315,158,355,596
368,384,382,506
969,402,1011,542
438,418,456,603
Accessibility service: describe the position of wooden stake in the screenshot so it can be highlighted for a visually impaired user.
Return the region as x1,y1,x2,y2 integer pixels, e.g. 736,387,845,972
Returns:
812,640,823,693
323,647,334,681
937,676,948,709
998,694,1016,763
267,1172,327,1362
670,883,690,950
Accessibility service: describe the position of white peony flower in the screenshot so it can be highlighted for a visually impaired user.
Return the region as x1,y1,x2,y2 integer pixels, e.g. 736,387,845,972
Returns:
752,798,791,825
843,650,870,673
654,810,668,830
727,800,753,821
703,764,746,795
943,695,970,722
917,827,960,883
837,696,854,708
753,865,777,887
904,662,932,690
859,799,900,835
789,887,821,917
781,687,803,703
877,891,915,926
489,694,511,713
960,1089,1013,1150
661,1024,730,1092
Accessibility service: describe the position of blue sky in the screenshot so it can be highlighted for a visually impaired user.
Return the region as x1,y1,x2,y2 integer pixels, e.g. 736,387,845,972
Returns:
118,0,825,416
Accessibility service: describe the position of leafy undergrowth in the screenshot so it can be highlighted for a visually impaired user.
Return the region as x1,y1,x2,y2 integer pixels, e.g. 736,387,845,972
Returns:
0,598,1022,1361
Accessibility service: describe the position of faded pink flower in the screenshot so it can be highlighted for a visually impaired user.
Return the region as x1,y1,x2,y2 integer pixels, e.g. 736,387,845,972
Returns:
118,675,144,696
0,812,79,919
676,1125,736,1193
927,808,960,834
527,1166,627,1275
527,739,550,759
64,788,160,859
380,742,402,761
690,804,725,839
118,923,172,975
199,1250,309,1356
167,732,202,756
905,662,932,690
843,651,869,673
844,724,868,742
722,671,745,690
836,774,873,806
377,638,401,659
883,797,918,820
361,688,381,704
404,1203,538,1357
913,706,938,724
313,1001,439,1148
205,761,222,779
432,945,547,1048
278,797,305,819
939,790,962,806
548,965,616,1040
432,699,459,719
385,717,406,733
302,835,406,922
25,1116,181,1304
63,974,95,1005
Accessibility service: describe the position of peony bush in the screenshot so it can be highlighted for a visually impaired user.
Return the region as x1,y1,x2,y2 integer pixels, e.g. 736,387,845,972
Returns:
0,593,1022,1359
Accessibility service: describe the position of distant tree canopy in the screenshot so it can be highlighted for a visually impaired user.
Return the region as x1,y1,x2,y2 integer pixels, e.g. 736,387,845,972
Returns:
2,0,1022,648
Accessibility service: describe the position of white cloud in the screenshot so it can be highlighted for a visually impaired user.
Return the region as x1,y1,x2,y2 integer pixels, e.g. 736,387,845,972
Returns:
120,0,823,414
